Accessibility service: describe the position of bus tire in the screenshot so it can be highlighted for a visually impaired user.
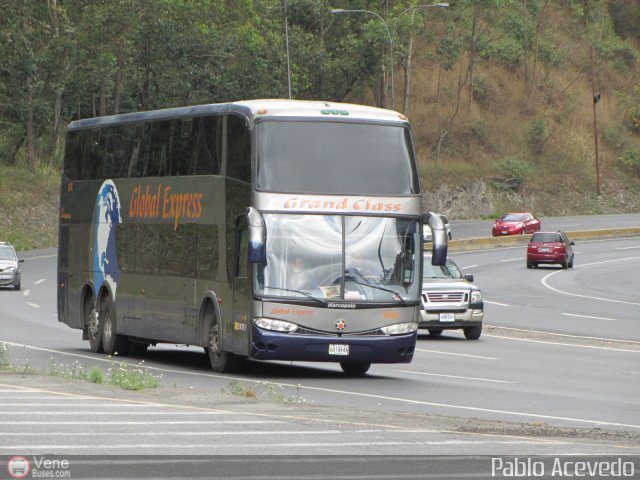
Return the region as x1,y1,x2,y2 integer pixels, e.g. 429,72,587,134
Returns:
100,295,129,356
204,303,242,373
85,297,103,353
340,362,371,376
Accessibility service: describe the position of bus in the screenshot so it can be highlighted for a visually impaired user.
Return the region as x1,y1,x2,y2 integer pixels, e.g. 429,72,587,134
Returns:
57,99,447,375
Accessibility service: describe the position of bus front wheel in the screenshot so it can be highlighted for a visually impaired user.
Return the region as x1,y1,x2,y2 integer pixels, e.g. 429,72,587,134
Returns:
340,362,371,376
204,305,242,373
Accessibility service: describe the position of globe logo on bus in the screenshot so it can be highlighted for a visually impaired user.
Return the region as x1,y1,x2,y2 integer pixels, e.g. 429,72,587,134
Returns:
92,180,122,299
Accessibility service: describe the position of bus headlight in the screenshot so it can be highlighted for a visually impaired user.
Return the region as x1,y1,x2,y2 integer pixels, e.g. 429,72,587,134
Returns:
253,318,298,333
381,322,418,336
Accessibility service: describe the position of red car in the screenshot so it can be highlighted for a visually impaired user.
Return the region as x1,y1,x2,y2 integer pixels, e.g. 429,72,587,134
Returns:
527,231,575,269
492,212,541,236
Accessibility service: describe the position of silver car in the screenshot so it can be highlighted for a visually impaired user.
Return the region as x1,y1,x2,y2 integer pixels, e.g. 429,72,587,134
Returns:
0,242,23,290
419,253,483,339
422,214,452,241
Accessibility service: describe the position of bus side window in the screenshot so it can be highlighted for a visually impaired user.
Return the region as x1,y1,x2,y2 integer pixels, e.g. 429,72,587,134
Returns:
83,128,104,180
147,121,173,177
226,115,251,183
193,116,221,175
172,118,194,176
63,130,83,180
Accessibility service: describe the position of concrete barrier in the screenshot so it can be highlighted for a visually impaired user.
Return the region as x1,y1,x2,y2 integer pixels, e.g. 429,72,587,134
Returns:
432,227,640,252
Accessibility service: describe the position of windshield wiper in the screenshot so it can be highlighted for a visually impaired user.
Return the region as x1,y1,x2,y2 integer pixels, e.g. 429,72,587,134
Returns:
260,286,327,305
348,280,408,306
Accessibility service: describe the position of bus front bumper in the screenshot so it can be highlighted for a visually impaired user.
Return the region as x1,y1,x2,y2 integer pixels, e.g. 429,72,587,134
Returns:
250,325,416,364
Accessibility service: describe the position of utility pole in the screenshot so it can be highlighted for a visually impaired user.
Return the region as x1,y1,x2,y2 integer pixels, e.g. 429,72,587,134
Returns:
590,46,601,196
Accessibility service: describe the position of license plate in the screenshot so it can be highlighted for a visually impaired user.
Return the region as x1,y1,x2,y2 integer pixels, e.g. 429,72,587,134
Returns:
439,313,455,322
500,231,508,235
329,344,349,356
539,247,551,252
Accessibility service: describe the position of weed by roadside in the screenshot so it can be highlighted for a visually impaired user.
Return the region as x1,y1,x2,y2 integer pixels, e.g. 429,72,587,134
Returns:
224,380,309,405
0,343,160,391
108,357,162,391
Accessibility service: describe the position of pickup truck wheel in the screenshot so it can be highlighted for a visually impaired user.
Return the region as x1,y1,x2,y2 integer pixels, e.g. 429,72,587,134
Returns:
463,325,482,340
428,329,443,336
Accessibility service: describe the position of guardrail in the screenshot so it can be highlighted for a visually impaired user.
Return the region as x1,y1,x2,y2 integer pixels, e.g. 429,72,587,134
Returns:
439,227,640,252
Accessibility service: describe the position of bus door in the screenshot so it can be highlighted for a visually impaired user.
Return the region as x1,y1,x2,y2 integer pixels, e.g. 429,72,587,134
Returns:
231,218,251,355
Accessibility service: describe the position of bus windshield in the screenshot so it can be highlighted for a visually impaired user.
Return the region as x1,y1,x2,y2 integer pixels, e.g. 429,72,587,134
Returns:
255,120,418,195
254,214,421,303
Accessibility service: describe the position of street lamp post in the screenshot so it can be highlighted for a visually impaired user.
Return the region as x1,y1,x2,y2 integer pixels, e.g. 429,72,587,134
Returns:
331,4,448,111
330,8,394,109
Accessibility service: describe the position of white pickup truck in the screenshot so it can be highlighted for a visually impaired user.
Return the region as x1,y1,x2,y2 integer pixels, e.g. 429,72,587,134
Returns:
419,253,483,339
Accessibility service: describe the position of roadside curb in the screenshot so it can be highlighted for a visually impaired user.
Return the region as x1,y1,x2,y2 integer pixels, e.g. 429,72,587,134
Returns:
444,227,640,252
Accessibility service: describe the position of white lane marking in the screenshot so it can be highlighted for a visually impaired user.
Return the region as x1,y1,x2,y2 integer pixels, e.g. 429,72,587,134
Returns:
26,302,40,309
22,254,56,260
1,341,636,430
486,326,640,344
0,412,254,416
542,256,640,306
34,278,46,285
500,258,523,262
561,313,616,322
485,334,640,354
484,300,510,307
0,430,340,436
415,348,497,360
394,370,513,384
0,420,279,425
616,245,640,250
462,265,478,269
0,439,573,451
22,290,30,296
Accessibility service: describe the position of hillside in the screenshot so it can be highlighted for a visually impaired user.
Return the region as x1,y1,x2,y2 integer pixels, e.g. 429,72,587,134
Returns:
1,1,639,250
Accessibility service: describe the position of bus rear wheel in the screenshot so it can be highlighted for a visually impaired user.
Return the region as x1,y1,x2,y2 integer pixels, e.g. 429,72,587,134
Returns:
86,300,103,353
340,362,371,376
100,295,129,356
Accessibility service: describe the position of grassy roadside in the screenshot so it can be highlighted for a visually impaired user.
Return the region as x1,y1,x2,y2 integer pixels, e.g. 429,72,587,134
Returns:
0,163,59,250
0,342,161,391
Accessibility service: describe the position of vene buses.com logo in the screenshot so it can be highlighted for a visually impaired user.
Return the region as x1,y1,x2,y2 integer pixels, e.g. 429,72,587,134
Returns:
7,456,30,479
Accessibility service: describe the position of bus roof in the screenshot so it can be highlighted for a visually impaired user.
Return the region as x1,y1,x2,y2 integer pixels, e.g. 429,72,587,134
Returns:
68,99,408,130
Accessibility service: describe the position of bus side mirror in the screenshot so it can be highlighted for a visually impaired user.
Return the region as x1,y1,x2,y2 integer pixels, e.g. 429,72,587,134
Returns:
247,207,266,264
424,212,448,266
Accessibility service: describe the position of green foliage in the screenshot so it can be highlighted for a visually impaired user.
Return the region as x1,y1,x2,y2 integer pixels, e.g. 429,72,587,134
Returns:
527,119,546,153
618,147,640,175
88,367,105,384
109,359,161,390
0,343,10,370
493,154,534,182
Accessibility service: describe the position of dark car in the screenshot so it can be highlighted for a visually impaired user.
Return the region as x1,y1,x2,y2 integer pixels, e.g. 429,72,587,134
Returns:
0,242,23,290
527,231,575,269
492,212,541,236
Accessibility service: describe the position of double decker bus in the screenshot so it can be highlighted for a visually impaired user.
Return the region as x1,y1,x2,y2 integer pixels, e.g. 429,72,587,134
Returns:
57,99,447,375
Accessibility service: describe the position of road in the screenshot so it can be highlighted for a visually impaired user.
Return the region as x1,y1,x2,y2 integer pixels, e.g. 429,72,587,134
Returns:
450,213,640,240
1,227,639,468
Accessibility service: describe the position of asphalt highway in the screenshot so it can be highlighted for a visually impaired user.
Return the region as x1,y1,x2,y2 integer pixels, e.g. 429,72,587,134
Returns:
1,223,639,475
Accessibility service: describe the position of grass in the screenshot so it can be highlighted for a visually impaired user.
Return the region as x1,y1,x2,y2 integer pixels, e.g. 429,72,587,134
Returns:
224,379,309,404
0,343,161,391
0,163,59,250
